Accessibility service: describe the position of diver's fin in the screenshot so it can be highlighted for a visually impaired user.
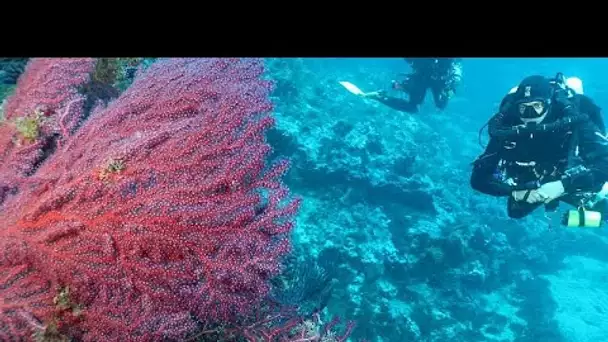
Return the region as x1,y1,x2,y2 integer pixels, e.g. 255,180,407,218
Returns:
339,81,365,96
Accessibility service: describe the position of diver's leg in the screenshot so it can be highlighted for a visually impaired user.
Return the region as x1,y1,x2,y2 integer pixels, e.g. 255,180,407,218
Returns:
374,95,419,113
406,80,427,107
371,75,428,113
378,83,427,113
372,82,427,113
431,82,450,110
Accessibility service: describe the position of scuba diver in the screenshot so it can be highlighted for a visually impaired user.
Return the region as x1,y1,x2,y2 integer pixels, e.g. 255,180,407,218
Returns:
470,73,608,227
361,58,463,113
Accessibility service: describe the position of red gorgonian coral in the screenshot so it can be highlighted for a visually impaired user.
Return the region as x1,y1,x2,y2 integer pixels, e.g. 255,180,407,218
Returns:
0,58,301,341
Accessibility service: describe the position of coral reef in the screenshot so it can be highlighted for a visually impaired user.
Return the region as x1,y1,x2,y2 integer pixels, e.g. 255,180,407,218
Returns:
0,58,96,179
0,58,302,341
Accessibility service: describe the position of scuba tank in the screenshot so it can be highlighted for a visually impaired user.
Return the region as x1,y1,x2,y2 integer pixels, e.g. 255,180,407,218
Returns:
562,182,608,228
562,207,603,228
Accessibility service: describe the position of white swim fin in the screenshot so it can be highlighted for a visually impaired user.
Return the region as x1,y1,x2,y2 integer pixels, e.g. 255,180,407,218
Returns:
339,81,365,96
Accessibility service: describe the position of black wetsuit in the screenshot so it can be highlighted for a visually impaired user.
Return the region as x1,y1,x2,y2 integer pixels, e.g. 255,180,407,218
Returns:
470,93,608,218
376,58,461,113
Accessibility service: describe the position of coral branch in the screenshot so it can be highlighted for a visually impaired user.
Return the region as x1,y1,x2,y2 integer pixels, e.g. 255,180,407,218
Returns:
0,58,94,180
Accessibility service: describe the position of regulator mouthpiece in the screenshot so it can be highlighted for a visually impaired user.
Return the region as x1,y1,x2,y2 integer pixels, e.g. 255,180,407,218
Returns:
562,208,602,228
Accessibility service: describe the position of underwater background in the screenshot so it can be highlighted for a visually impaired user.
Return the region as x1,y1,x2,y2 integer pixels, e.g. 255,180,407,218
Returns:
1,57,608,341
266,57,608,342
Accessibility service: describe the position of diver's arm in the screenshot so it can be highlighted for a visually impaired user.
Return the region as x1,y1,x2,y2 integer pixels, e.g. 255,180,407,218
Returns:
578,94,605,132
561,121,608,193
470,138,513,196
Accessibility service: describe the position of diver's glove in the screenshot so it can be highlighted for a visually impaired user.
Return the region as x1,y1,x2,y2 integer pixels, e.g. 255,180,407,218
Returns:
512,189,547,204
537,180,565,203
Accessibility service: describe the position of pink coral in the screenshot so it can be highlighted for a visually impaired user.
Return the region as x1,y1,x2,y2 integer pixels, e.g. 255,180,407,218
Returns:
0,58,95,179
0,58,300,341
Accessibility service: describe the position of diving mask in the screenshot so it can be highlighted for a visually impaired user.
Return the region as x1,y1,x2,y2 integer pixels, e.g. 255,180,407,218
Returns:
518,100,548,119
